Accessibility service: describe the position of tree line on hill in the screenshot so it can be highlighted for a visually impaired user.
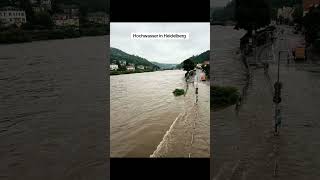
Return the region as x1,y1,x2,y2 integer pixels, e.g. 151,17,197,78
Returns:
111,47,210,74
110,47,160,71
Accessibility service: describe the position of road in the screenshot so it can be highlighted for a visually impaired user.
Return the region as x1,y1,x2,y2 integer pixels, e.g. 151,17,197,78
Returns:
212,25,320,180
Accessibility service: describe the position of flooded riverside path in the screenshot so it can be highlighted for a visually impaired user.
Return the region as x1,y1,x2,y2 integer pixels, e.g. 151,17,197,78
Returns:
0,36,109,180
111,70,210,157
212,25,320,179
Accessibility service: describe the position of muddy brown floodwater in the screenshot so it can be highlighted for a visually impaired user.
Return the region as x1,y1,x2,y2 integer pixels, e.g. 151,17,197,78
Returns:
111,69,210,158
0,36,109,180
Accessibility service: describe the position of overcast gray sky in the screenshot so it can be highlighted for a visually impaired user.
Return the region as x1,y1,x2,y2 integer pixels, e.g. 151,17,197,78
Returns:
110,23,210,64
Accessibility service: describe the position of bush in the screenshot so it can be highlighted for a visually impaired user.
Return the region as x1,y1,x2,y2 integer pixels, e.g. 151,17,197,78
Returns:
0,30,32,44
110,71,121,75
211,86,240,109
173,89,185,96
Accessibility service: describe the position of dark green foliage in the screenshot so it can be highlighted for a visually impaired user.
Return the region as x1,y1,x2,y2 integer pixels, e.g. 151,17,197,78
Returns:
235,0,271,32
182,58,195,72
151,62,177,70
292,4,303,24
211,1,236,22
173,89,185,96
303,6,320,46
33,12,54,29
212,0,302,24
211,86,240,109
0,29,31,43
110,47,159,70
178,50,209,69
80,25,108,36
187,50,210,64
269,0,302,9
202,64,210,78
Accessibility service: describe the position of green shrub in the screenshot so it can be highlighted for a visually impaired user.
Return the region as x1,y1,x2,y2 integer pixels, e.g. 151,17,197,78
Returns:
0,30,31,44
173,89,185,96
211,86,240,109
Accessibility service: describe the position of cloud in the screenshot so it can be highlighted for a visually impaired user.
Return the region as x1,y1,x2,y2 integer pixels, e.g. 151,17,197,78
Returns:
110,23,210,64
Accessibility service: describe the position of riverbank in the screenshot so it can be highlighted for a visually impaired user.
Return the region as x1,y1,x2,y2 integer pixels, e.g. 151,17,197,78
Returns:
0,26,109,44
110,69,156,75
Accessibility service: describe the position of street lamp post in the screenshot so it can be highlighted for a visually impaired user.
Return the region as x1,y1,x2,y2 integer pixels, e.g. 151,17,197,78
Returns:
273,50,287,134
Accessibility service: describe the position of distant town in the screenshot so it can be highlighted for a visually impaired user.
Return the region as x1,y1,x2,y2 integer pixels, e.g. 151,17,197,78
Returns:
0,0,109,43
110,47,210,75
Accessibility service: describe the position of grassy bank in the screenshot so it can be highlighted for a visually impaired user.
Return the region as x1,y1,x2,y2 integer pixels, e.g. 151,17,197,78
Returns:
211,86,240,110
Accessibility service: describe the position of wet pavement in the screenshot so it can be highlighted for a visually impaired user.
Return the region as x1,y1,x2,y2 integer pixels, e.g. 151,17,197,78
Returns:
212,25,320,179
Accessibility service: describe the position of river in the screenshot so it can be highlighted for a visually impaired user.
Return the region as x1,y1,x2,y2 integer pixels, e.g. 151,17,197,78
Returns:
212,25,320,179
0,36,109,180
111,70,210,157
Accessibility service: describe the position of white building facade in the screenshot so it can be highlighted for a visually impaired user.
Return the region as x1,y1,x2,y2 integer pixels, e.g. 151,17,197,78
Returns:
110,64,119,71
277,7,295,22
0,6,26,27
137,65,144,70
53,14,79,27
87,12,109,24
126,66,135,71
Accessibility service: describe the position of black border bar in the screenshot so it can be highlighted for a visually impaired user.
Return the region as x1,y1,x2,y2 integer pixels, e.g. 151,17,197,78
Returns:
110,0,210,22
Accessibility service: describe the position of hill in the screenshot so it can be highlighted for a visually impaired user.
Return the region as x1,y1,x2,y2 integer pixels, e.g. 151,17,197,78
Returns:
187,50,210,64
151,62,177,70
176,50,210,69
110,47,159,70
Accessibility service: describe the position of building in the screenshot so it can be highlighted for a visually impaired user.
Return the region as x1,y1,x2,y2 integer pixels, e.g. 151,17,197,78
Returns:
203,61,209,65
196,63,202,68
31,0,52,12
52,4,79,27
137,65,144,70
60,4,79,16
87,12,109,24
110,64,119,71
0,6,26,27
32,6,45,13
52,13,79,27
126,66,135,71
303,0,320,16
119,60,126,66
41,0,52,10
277,6,295,22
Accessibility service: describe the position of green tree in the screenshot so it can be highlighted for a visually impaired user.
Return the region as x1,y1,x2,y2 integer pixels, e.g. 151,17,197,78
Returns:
33,12,54,29
235,0,271,34
202,64,210,79
182,58,195,72
303,6,320,46
19,0,35,24
293,4,303,24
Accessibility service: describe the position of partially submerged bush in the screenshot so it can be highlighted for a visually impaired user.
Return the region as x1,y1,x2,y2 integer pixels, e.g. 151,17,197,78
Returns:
211,86,240,109
173,89,185,96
